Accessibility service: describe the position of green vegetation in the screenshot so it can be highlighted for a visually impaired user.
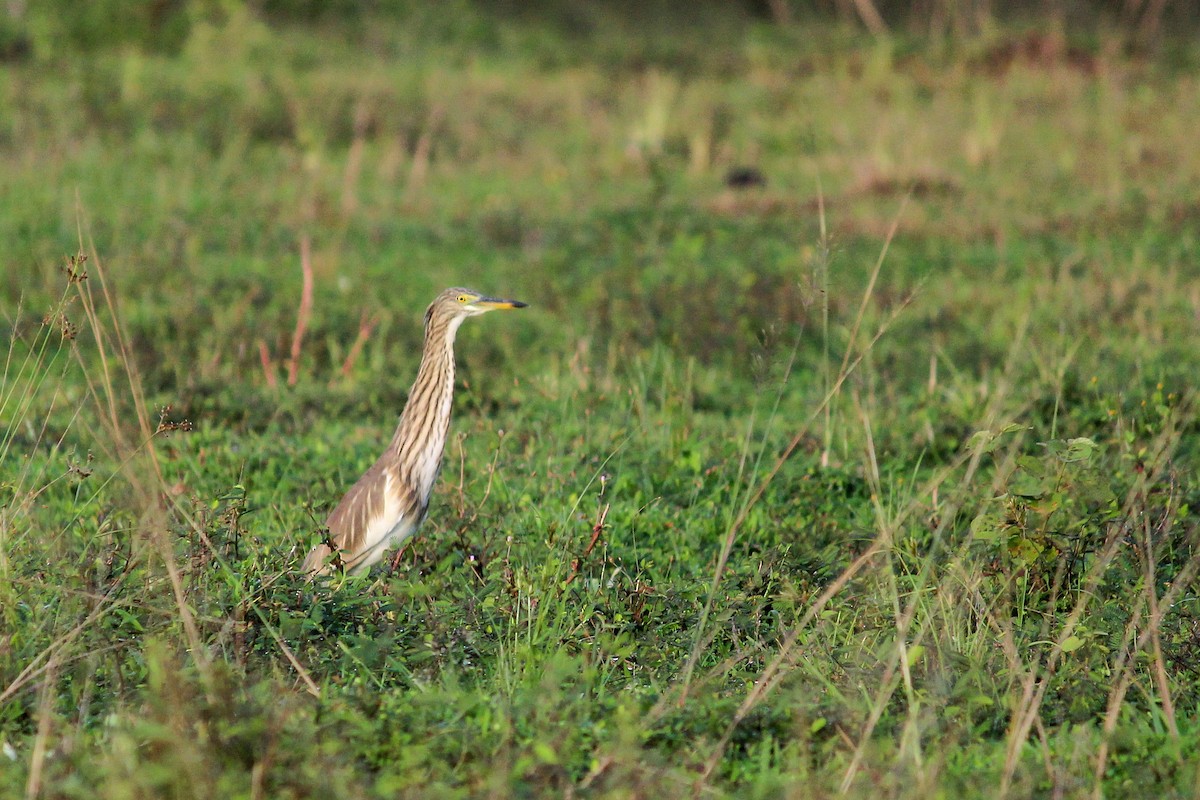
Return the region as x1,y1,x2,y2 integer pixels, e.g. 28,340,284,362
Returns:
3,2,1199,797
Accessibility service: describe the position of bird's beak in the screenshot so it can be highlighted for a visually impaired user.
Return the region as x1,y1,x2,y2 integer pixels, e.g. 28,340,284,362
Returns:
475,296,528,310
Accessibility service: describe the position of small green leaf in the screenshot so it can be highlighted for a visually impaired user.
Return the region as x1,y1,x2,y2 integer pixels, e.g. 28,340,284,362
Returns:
1064,437,1098,464
532,741,558,764
966,430,992,454
906,645,925,667
1010,469,1047,498
1009,537,1043,565
1061,635,1084,653
970,509,1005,542
967,423,1027,455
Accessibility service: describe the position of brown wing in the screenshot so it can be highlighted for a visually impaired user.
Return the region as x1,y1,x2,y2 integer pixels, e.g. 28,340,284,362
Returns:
302,457,392,574
302,456,427,575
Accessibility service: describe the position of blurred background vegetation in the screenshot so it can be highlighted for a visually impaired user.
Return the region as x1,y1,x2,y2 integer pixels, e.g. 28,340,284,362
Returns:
2,0,1196,60
4,0,1199,411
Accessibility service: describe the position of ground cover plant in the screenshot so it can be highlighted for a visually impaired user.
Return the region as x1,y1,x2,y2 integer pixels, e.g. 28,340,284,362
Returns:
2,1,1199,797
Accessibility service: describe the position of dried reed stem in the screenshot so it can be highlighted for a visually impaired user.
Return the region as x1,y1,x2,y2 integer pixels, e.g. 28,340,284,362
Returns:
287,235,313,387
258,340,278,389
338,310,377,378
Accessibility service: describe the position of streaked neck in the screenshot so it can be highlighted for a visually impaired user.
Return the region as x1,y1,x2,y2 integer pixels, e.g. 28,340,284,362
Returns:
389,313,463,498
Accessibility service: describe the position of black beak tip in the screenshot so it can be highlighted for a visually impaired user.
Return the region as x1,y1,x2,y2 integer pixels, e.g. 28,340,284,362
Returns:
512,300,529,309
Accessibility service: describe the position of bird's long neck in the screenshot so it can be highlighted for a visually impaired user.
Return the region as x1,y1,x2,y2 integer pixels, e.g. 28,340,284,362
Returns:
389,313,463,503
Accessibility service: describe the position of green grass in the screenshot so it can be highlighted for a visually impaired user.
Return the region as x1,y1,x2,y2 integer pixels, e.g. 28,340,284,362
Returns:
3,4,1200,798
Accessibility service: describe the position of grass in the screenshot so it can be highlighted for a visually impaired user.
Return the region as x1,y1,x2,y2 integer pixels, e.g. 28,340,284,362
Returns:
3,3,1200,797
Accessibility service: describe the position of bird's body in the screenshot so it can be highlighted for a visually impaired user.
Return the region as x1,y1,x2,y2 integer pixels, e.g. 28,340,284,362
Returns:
302,288,526,576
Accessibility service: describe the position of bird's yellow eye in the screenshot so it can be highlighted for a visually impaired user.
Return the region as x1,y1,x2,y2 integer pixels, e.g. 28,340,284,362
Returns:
457,295,468,303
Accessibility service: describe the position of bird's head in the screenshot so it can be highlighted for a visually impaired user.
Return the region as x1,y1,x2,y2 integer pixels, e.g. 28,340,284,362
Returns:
425,287,527,328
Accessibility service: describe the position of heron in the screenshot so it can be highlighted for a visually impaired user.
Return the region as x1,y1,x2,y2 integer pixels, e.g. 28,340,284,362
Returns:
302,287,527,576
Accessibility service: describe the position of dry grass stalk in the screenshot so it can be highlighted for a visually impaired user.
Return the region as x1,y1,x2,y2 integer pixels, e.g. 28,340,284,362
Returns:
564,503,609,587
257,339,278,389
24,655,57,800
287,235,313,387
338,310,378,379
